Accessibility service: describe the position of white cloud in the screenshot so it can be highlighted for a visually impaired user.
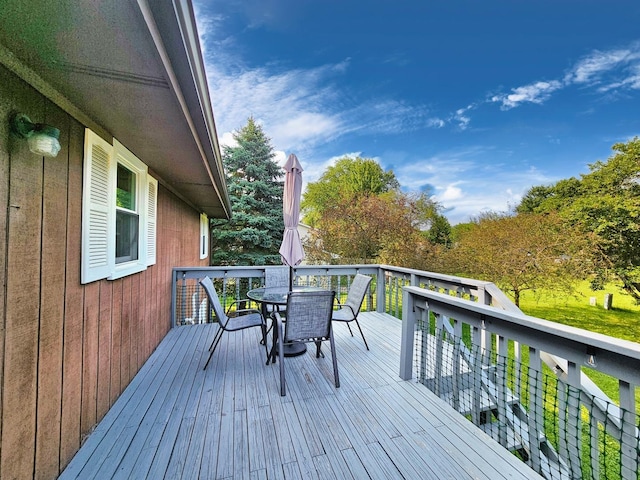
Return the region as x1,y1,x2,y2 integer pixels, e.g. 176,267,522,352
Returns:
392,150,553,224
269,112,342,149
565,47,639,85
427,118,446,128
203,52,432,159
440,184,463,201
219,131,237,148
492,80,562,110
206,62,346,153
487,42,640,113
196,7,433,156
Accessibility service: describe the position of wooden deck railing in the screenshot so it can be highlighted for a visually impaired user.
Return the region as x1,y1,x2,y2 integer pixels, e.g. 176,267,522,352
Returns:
171,264,640,480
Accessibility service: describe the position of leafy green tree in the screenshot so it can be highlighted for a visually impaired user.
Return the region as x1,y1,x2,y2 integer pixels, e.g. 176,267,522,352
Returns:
301,155,444,268
210,117,284,266
301,157,400,227
517,137,640,301
517,178,583,214
304,190,440,269
449,222,474,244
442,212,594,307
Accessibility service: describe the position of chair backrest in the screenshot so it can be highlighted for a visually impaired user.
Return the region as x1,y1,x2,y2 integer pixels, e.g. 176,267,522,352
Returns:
344,274,372,316
265,266,290,288
284,290,335,342
199,276,228,325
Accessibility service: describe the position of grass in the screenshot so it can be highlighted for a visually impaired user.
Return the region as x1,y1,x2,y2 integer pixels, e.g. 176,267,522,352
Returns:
518,282,640,344
517,282,640,407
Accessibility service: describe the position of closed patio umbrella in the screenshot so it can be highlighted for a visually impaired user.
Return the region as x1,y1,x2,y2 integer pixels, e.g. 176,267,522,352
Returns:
279,153,305,291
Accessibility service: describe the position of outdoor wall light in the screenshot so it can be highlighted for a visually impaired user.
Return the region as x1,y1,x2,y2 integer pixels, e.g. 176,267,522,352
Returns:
9,113,61,158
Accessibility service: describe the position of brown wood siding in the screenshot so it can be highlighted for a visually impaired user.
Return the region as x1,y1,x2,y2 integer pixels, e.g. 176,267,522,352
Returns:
35,102,69,479
2,68,45,480
59,120,85,469
0,64,11,478
0,65,210,480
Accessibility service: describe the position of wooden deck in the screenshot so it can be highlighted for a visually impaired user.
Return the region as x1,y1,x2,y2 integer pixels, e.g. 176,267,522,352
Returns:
59,312,542,479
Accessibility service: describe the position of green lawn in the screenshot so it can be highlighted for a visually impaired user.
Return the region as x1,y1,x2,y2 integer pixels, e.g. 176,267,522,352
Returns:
518,283,640,343
517,282,640,406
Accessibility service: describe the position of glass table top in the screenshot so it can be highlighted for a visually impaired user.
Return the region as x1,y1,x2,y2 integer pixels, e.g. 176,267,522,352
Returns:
246,285,328,305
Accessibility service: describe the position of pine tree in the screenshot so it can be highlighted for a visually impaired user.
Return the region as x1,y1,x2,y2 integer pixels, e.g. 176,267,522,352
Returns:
210,117,284,266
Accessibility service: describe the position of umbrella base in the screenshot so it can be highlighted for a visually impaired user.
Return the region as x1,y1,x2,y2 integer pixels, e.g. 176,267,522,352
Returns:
278,343,307,357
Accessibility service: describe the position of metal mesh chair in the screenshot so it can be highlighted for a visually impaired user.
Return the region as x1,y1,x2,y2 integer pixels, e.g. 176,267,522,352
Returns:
264,266,291,315
268,290,338,396
199,276,268,370
265,266,290,288
332,274,372,350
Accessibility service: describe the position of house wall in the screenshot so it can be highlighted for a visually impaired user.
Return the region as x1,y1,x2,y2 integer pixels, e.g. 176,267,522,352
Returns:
0,64,207,479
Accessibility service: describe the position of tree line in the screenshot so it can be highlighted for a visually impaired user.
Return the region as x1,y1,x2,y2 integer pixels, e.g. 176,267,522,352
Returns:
211,118,640,306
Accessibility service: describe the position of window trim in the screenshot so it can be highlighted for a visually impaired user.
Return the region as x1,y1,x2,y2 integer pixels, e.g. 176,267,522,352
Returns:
109,139,148,280
81,129,157,284
200,213,209,260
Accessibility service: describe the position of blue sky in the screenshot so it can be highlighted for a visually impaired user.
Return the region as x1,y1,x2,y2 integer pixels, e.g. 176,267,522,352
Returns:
194,0,640,224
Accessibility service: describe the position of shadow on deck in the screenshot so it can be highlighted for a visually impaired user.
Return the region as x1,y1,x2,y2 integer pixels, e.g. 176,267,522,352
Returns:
59,312,541,479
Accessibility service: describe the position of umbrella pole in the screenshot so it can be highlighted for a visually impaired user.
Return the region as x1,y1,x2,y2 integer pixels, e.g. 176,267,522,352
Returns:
289,266,293,292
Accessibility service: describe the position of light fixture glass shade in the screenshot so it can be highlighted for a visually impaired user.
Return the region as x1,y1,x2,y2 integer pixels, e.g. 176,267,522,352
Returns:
9,114,61,158
28,132,61,157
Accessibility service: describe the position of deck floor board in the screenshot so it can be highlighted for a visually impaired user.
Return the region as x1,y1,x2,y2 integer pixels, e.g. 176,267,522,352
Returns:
60,312,542,480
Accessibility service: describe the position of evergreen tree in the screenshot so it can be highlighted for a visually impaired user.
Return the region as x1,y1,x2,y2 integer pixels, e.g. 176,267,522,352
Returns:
427,214,452,246
210,117,284,266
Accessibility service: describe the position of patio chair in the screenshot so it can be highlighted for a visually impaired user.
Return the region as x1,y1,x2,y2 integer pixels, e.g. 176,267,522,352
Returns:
332,274,372,350
268,290,338,396
265,266,290,288
264,266,291,312
199,276,268,370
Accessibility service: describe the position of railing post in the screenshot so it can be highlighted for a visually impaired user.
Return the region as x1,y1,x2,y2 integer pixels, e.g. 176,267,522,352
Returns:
180,271,187,327
399,287,415,380
619,380,637,480
527,347,543,474
376,268,386,313
170,270,178,328
562,361,583,479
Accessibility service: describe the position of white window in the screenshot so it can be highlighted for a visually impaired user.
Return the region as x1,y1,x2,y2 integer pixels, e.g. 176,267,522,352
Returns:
81,130,157,284
199,213,209,260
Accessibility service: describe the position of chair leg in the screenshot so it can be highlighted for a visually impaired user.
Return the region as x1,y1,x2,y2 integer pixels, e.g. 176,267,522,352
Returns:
208,326,223,351
278,328,286,396
345,322,354,337
203,326,226,370
267,325,277,365
353,318,369,350
261,324,269,363
260,323,273,345
329,332,340,388
202,347,215,370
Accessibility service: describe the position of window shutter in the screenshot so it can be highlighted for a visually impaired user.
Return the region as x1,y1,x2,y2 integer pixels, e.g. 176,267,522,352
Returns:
81,129,115,284
146,175,158,266
199,213,209,260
